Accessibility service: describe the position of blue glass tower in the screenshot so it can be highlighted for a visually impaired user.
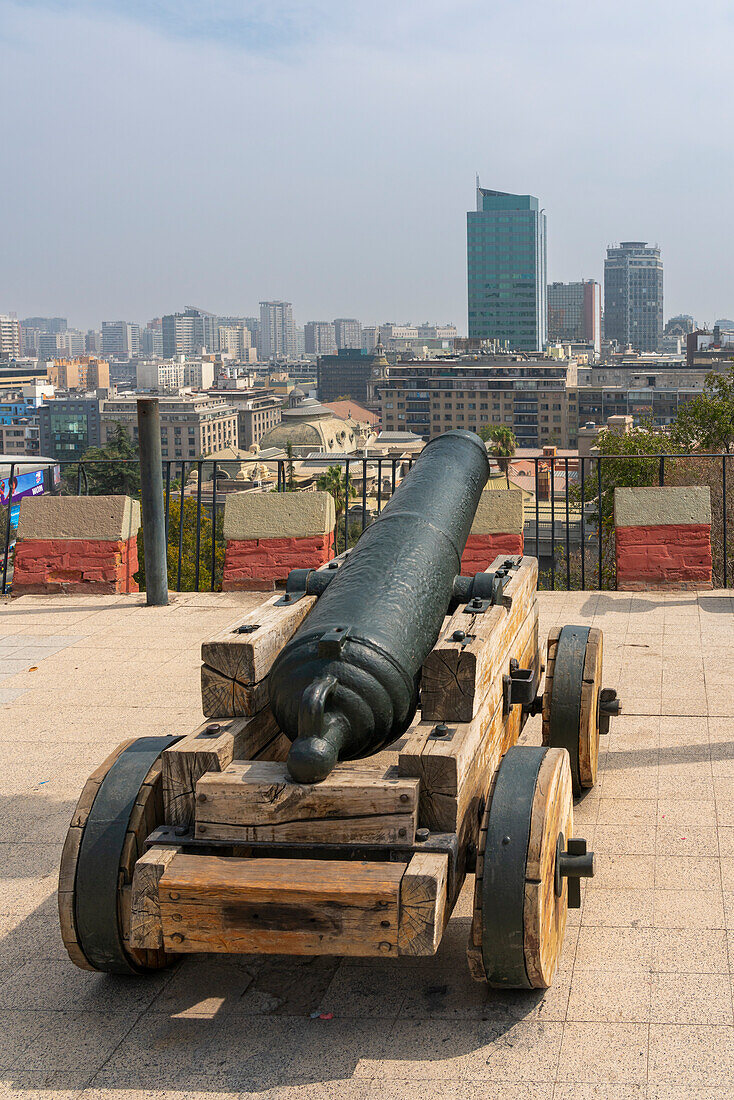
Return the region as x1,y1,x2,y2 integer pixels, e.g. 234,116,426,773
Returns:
467,183,547,352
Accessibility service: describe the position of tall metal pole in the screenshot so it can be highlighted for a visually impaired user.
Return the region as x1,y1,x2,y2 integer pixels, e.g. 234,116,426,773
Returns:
137,398,168,606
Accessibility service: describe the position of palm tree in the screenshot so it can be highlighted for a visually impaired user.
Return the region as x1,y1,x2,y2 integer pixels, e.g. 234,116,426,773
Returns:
316,465,356,524
480,425,517,489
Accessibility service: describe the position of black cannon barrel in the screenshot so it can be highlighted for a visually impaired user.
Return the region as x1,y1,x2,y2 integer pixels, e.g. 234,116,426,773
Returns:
268,430,491,782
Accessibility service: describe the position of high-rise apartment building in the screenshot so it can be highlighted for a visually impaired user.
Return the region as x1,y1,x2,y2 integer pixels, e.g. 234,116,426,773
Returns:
0,315,22,358
218,322,252,360
47,357,110,391
161,308,218,358
304,321,337,355
547,281,602,353
259,301,296,361
333,318,362,350
467,184,547,352
604,242,663,353
101,321,140,359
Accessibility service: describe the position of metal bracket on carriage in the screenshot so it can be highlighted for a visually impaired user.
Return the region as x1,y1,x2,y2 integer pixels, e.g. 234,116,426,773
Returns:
598,687,621,735
274,550,352,605
502,657,541,716
554,835,595,908
453,556,522,615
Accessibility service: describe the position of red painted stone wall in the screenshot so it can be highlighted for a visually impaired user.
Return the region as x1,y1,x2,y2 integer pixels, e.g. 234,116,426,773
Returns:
615,523,712,591
460,532,524,576
12,536,139,595
222,533,334,591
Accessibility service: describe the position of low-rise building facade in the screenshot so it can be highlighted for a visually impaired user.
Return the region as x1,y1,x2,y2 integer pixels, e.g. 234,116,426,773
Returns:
375,356,578,448
101,394,238,460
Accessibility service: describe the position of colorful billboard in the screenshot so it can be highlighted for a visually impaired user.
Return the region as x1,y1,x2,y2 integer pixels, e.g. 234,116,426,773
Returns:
0,467,56,529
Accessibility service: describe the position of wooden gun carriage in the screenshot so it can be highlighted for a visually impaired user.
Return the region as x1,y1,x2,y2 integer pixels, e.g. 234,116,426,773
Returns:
60,432,619,989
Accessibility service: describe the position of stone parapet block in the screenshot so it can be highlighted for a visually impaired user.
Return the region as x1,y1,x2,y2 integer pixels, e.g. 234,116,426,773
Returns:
615,523,712,591
222,533,334,591
17,495,141,542
460,532,524,577
470,489,524,535
223,491,336,542
613,486,711,529
12,536,139,595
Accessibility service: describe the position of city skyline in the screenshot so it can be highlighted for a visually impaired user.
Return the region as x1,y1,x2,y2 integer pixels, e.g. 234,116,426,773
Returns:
3,2,734,326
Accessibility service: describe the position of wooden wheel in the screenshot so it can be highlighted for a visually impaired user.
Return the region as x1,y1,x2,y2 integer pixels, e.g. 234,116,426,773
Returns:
467,746,585,989
59,735,180,974
542,626,603,795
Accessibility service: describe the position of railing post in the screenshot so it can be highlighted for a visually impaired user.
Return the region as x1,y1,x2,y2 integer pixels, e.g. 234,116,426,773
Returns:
1,462,15,596
137,398,168,606
580,457,586,591
723,454,728,589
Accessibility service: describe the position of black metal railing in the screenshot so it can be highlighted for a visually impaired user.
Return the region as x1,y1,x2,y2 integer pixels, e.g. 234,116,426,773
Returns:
2,451,732,594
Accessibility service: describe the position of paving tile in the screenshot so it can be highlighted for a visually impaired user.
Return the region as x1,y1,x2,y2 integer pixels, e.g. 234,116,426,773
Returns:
653,890,725,930
649,973,733,1025
587,854,655,891
581,889,653,928
565,970,650,1022
654,858,721,891
596,799,656,826
575,928,652,972
648,1024,734,1085
556,1022,648,1083
651,929,730,974
656,825,718,857
658,800,717,827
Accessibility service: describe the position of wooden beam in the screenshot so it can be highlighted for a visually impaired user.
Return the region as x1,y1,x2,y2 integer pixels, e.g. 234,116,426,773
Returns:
162,708,288,827
398,851,448,956
195,759,419,846
129,846,180,950
421,557,538,722
400,608,538,837
200,666,270,719
158,853,405,957
201,593,317,686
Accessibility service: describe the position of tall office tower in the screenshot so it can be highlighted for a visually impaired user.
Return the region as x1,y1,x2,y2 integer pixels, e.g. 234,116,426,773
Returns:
304,321,337,355
467,183,547,352
259,301,296,360
333,318,362,350
547,280,602,352
604,242,663,352
101,321,140,359
0,315,22,357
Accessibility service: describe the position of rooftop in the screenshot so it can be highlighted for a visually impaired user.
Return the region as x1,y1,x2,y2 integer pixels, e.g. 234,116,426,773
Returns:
2,588,734,1094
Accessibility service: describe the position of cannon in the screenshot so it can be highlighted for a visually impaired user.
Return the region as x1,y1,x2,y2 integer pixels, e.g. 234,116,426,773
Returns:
269,429,491,782
59,430,620,988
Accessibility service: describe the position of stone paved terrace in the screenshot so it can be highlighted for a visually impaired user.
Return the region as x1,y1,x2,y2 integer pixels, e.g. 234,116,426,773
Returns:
2,588,734,1099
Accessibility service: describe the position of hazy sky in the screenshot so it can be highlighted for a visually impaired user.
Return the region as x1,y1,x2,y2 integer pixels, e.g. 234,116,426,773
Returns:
2,0,733,331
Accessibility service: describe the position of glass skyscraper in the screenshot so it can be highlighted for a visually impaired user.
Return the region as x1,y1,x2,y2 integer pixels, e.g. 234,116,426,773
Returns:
467,184,547,353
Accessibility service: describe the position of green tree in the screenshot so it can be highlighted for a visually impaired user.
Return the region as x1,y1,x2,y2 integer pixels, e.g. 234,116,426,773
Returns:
672,362,734,453
135,496,225,592
317,465,357,552
285,441,295,490
63,423,140,496
479,425,517,488
568,419,682,588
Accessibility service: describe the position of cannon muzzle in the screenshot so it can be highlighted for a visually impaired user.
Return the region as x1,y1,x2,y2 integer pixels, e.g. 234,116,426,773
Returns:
268,430,491,782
